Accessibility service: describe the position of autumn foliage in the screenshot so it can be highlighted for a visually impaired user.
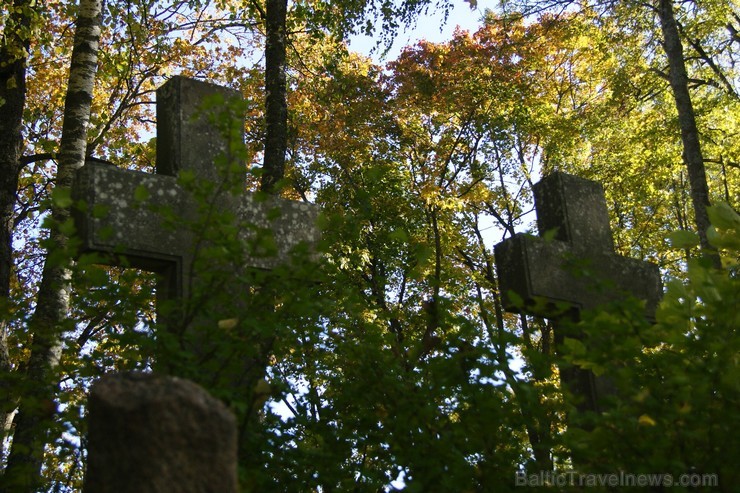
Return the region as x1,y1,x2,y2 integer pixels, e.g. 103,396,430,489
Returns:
1,1,738,491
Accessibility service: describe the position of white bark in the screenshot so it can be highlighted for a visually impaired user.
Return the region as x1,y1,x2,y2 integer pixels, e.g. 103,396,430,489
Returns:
3,0,103,489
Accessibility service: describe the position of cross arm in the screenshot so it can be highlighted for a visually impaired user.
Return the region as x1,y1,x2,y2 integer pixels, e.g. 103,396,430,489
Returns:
73,161,322,292
236,195,321,271
73,161,190,273
494,234,662,319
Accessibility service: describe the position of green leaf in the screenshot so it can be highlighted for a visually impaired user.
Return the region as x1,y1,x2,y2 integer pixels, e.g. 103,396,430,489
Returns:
667,230,699,249
59,218,76,236
266,206,282,221
563,337,586,356
388,228,408,242
542,227,560,242
578,360,606,376
506,289,524,309
99,225,115,241
92,203,109,219
707,202,740,231
51,187,73,209
133,185,150,203
179,169,196,186
85,266,109,285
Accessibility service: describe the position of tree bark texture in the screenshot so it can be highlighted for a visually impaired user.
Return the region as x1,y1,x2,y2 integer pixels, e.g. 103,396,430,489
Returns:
2,0,103,489
0,0,34,471
261,0,288,194
657,0,722,269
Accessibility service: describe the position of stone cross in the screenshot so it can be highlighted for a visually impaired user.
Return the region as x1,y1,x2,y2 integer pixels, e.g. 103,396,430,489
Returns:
74,76,319,306
73,77,320,393
494,172,662,411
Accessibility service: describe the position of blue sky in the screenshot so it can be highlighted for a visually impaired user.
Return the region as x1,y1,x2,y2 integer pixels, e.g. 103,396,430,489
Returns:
349,2,490,61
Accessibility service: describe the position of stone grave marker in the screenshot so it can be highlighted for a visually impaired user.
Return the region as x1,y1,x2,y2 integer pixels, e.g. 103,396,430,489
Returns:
73,76,320,374
494,172,662,412
73,76,321,377
82,372,238,493
73,76,320,305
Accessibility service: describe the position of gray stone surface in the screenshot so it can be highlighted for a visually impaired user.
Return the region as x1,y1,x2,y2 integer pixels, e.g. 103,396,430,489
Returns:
156,76,242,183
83,372,238,493
73,76,320,303
73,162,320,299
494,172,662,319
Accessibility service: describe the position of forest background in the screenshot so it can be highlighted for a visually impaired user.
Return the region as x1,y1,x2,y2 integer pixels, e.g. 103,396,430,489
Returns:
0,0,738,491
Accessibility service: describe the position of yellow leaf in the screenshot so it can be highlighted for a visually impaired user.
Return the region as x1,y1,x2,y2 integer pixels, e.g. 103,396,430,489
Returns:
633,388,650,403
218,318,239,330
254,378,271,396
638,414,656,426
252,379,272,409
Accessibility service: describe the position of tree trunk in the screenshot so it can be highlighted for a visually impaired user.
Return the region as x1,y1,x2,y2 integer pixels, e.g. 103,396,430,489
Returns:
2,0,103,489
657,0,722,269
0,0,34,470
261,0,288,194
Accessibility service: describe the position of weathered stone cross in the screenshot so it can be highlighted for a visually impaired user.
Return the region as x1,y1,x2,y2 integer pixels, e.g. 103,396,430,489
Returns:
73,77,319,386
494,172,662,411
73,76,319,360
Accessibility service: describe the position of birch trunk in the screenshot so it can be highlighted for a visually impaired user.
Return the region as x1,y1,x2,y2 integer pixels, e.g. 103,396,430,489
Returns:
657,0,722,269
2,0,103,489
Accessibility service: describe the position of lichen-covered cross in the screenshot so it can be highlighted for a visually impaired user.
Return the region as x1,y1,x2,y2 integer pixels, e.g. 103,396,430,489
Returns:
494,172,662,412
73,76,319,326
74,76,319,299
